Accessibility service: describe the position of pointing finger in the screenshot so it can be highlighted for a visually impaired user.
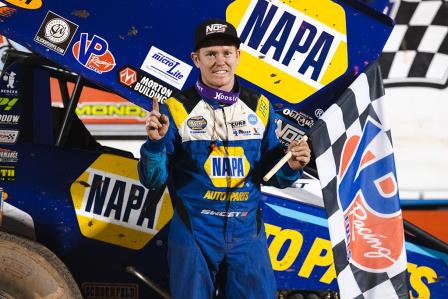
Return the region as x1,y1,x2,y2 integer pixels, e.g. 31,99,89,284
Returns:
152,97,159,112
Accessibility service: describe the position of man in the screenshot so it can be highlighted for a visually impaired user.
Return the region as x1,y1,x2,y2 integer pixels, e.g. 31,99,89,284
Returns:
138,19,311,299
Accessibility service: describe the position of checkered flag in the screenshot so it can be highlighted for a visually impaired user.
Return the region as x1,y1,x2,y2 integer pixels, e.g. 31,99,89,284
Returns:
380,0,448,87
307,62,409,299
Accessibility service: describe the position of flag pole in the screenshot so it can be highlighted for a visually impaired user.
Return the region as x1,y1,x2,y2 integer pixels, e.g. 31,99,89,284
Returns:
263,135,308,182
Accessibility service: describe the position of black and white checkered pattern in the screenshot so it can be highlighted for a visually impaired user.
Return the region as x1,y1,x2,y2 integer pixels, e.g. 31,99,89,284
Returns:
308,62,409,299
380,0,448,88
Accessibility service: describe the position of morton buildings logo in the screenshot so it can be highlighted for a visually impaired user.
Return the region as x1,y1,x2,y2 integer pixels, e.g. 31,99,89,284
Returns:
119,67,137,87
118,66,173,103
337,119,404,271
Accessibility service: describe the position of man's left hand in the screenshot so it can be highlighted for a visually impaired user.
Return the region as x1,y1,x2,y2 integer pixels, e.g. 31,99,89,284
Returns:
287,138,311,171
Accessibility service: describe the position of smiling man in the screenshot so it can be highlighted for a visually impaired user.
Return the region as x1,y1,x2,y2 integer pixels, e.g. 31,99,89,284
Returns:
138,19,311,299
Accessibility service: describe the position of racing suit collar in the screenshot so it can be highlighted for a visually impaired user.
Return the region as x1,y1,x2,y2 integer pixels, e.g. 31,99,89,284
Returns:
195,77,240,107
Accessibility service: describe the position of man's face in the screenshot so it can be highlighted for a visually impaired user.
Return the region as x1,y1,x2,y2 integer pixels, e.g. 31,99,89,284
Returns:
191,45,240,92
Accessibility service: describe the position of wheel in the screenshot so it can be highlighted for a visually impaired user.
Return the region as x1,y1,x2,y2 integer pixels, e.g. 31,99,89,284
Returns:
0,231,82,298
287,293,305,299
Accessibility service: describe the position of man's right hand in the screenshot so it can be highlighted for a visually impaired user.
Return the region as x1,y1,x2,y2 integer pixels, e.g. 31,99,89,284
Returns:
145,97,169,140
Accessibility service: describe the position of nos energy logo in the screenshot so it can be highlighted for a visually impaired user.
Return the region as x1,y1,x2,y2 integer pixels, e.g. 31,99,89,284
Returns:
204,146,250,188
227,0,347,104
72,33,116,74
70,154,173,250
338,119,404,271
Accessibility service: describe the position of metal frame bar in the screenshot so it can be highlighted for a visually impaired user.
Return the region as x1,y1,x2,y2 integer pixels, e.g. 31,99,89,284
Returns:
404,220,448,254
55,75,83,147
125,266,170,299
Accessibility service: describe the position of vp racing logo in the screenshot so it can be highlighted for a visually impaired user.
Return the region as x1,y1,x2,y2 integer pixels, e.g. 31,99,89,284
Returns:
70,154,173,249
204,146,250,188
227,0,348,104
338,119,404,271
72,33,116,74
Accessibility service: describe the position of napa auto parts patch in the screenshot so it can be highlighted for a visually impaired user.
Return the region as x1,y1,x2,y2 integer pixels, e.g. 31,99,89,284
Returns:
227,0,348,104
70,154,173,249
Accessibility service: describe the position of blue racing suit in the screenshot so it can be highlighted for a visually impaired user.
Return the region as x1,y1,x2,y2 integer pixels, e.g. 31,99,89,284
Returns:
138,82,302,299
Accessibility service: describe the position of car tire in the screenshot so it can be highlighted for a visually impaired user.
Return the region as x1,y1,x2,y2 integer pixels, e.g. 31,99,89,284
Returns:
287,293,305,299
0,231,83,298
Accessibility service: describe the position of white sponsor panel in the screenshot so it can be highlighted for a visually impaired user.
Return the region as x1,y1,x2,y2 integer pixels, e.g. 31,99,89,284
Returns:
0,148,18,162
0,114,19,125
140,46,192,89
0,129,18,144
